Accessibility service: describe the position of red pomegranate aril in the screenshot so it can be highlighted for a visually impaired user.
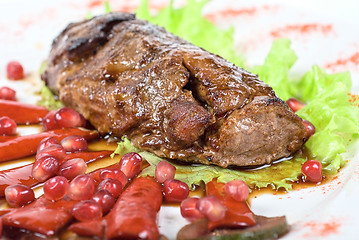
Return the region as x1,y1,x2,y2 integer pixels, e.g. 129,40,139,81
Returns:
196,196,226,222
32,155,60,182
100,168,128,187
36,144,66,164
5,184,35,207
0,116,17,135
72,199,102,222
43,176,69,201
302,120,315,140
119,152,143,178
163,179,189,202
54,107,86,129
92,189,115,214
286,98,305,112
68,174,95,201
301,160,322,182
225,180,249,202
97,178,123,198
61,135,88,153
58,158,87,180
6,61,24,80
0,87,16,100
37,137,61,153
155,161,176,183
42,110,58,131
180,197,204,222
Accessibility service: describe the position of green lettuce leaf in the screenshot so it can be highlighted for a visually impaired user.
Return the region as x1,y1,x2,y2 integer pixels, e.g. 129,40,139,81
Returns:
251,39,358,175
136,0,244,67
295,66,359,174
37,84,64,110
112,138,305,191
251,38,297,100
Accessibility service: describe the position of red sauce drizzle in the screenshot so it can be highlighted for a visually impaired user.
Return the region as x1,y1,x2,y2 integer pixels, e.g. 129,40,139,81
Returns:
348,93,359,107
87,0,105,9
325,52,359,72
205,5,276,23
270,23,333,38
303,218,341,237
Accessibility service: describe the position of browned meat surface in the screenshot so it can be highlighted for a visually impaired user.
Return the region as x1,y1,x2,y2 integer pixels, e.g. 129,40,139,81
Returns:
42,12,307,167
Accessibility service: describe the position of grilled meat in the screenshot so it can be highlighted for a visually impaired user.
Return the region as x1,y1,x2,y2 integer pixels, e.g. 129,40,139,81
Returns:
42,12,307,167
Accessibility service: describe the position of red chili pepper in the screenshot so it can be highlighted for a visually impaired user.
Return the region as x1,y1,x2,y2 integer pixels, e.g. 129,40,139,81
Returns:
0,164,35,197
69,176,162,239
1,161,119,236
206,180,256,231
1,196,77,236
0,128,98,162
0,150,112,197
0,135,17,143
0,100,49,124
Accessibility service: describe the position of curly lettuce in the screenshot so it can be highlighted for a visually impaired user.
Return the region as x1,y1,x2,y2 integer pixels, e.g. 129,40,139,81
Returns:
136,0,244,67
253,39,359,174
113,138,305,190
37,84,64,110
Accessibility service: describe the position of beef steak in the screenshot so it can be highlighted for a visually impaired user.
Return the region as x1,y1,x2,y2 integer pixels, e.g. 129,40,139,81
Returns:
42,12,307,167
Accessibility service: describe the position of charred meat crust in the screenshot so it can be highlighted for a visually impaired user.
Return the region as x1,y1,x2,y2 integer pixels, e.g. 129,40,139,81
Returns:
42,12,307,167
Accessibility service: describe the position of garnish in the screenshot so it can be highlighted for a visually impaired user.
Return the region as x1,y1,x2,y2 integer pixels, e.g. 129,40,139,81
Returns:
37,84,64,110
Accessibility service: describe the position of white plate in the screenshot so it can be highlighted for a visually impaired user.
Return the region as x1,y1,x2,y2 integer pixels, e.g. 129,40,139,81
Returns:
0,0,358,239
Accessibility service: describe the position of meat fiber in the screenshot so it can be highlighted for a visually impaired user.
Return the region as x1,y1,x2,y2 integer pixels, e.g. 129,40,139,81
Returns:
42,12,307,167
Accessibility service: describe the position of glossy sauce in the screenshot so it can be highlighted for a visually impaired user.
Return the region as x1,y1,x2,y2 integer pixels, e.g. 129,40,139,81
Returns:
0,120,334,239
0,100,49,125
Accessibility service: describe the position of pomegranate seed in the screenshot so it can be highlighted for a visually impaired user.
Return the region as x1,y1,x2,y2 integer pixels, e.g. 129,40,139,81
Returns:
61,135,88,153
97,179,122,198
72,199,102,222
196,196,226,222
155,161,176,183
36,144,66,164
180,197,204,222
42,110,59,131
119,152,143,178
163,179,189,202
32,155,59,182
43,176,69,201
5,184,35,207
58,158,87,180
0,116,17,135
225,180,249,202
100,168,128,187
286,98,305,112
37,137,61,153
0,86,16,100
301,160,322,182
92,189,115,215
6,61,24,80
54,107,86,129
68,175,95,201
302,120,315,140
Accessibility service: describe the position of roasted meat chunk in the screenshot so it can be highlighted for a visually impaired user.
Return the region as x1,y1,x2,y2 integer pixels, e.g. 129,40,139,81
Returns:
42,12,307,167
